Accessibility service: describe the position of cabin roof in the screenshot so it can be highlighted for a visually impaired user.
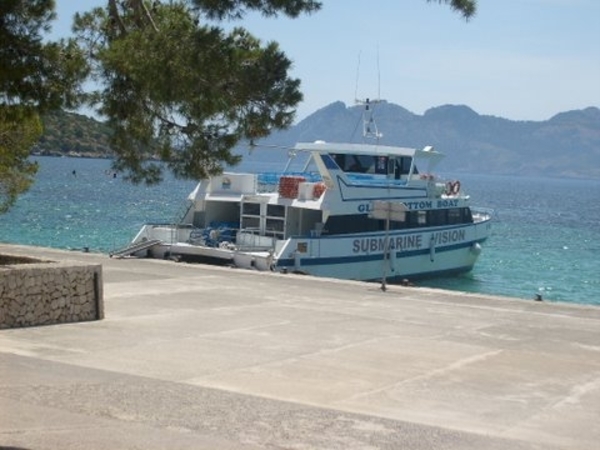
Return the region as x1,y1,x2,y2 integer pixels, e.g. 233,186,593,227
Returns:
294,141,444,159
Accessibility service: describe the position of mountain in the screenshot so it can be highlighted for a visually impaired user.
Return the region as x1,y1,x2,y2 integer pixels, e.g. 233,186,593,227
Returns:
240,101,600,179
34,103,600,179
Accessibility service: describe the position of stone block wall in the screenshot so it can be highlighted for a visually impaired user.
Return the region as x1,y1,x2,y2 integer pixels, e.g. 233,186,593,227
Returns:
0,257,103,329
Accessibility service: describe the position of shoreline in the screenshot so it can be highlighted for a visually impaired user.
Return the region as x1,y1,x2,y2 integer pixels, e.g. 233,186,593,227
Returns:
2,242,599,311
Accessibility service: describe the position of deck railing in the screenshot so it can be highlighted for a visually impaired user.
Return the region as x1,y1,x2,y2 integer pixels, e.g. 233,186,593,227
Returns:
256,171,322,193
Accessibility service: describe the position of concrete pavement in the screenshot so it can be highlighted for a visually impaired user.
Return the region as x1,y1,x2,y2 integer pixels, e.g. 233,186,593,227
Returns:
1,243,599,449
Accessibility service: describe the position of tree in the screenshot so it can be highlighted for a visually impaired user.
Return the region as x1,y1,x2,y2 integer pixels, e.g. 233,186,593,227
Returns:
0,0,88,212
74,0,320,184
0,106,41,213
429,0,477,20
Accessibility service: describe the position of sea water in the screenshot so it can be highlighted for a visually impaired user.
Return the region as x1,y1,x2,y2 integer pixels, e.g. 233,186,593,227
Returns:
1,156,598,306
425,174,600,305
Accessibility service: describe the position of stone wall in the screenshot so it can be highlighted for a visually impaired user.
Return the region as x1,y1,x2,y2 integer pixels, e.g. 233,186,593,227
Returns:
0,257,103,329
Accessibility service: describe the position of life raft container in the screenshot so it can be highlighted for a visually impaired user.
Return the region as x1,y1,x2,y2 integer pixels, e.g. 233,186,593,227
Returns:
278,176,306,199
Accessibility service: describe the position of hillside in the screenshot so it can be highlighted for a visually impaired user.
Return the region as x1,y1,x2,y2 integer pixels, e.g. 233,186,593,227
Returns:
34,110,113,158
34,103,600,179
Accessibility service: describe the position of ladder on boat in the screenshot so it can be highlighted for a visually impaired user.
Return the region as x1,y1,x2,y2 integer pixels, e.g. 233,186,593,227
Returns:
109,239,162,259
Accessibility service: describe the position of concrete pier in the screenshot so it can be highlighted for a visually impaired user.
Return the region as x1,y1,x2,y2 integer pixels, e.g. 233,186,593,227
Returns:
1,243,599,449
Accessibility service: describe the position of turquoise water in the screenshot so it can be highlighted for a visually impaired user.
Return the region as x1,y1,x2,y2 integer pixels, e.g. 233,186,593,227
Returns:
1,156,599,305
424,174,600,305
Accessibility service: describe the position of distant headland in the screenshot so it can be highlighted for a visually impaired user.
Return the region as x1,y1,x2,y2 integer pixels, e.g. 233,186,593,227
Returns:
35,103,600,179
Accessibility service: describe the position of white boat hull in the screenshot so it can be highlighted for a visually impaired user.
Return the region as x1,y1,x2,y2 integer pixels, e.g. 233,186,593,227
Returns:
128,220,489,283
271,222,488,281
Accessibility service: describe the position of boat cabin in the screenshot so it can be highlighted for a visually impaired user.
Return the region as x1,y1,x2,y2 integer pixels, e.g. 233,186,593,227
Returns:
331,153,416,179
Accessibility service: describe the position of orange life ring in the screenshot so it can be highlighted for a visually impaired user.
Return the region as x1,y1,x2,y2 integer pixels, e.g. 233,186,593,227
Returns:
313,182,326,199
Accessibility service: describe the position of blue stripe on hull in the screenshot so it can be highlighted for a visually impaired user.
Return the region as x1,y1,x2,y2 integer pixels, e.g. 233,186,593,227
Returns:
276,238,486,268
305,222,486,240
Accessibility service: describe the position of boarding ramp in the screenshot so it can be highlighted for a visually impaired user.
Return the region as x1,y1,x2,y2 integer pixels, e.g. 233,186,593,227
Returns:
109,239,162,259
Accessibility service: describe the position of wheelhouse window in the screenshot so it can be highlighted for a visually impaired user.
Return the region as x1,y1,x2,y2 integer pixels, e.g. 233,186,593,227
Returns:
395,156,415,177
331,154,389,174
322,207,474,235
330,153,419,179
448,208,462,225
324,214,381,234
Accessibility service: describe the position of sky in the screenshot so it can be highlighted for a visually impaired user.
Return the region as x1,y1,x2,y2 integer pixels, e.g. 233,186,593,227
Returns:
49,0,600,122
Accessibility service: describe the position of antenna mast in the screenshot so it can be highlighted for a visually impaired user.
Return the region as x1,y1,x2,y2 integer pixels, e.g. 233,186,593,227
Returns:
354,51,361,103
377,43,381,101
354,50,384,143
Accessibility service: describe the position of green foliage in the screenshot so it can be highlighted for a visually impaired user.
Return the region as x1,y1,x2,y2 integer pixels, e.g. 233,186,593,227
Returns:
74,0,318,184
0,0,89,111
191,0,321,20
427,0,477,19
0,106,41,213
0,0,89,213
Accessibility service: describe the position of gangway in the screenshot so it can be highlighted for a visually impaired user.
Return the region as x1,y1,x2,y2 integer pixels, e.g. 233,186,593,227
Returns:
109,239,162,259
